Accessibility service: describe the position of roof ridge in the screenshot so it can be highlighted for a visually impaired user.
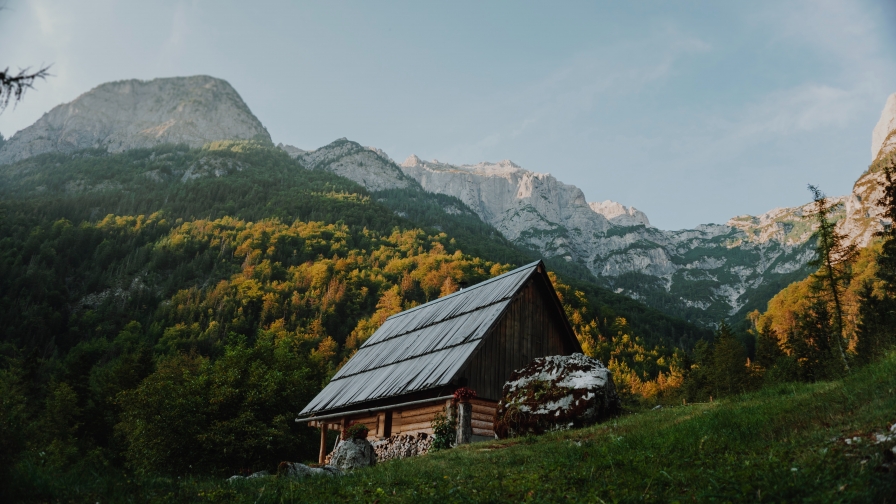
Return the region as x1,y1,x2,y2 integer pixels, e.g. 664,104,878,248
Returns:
385,260,541,321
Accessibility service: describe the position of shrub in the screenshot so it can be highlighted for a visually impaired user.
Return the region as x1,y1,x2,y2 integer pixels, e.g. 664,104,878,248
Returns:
341,424,369,440
430,412,454,451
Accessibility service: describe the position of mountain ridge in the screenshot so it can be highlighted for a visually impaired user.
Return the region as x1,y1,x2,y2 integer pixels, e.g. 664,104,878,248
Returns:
0,75,270,165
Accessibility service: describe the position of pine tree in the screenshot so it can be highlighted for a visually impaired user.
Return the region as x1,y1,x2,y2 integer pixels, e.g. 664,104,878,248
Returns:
807,185,855,373
710,321,749,397
855,282,887,363
754,319,783,370
791,297,837,381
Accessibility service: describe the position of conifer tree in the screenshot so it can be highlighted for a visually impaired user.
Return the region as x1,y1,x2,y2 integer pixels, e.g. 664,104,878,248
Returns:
710,321,749,397
754,319,784,370
792,297,837,381
807,185,855,373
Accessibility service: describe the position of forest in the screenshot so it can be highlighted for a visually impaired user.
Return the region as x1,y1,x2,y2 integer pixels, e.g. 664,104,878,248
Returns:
1,140,895,500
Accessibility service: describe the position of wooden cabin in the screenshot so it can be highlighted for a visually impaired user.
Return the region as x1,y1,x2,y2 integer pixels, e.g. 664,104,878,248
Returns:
296,260,582,462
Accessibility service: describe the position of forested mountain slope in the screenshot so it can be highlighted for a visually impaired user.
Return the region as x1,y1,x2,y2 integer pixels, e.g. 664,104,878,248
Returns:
276,138,831,326
0,140,716,488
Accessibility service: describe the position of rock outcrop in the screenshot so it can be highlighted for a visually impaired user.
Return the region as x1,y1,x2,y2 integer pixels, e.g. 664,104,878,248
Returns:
494,353,619,438
589,200,651,227
0,75,270,165
840,93,896,249
328,438,377,472
277,462,342,478
279,138,414,191
872,93,896,162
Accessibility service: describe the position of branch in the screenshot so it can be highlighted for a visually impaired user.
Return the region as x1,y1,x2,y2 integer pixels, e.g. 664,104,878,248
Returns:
0,65,51,112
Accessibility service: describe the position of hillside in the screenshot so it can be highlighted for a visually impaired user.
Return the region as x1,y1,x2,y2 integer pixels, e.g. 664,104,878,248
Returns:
13,350,896,502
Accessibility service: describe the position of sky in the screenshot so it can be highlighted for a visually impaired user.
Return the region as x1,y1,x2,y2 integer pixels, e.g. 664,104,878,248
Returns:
1,1,895,230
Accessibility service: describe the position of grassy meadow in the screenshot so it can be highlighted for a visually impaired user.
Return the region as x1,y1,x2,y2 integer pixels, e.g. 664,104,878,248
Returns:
11,351,896,503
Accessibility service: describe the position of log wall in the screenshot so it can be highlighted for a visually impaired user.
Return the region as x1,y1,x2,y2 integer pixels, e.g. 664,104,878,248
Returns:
324,398,499,440
460,278,573,401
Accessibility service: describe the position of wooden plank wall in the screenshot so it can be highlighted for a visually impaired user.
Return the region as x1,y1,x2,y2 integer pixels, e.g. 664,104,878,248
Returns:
461,279,572,401
468,398,498,438
393,401,447,436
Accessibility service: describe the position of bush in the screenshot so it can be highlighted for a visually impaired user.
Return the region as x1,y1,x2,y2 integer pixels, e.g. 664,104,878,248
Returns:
430,412,454,451
341,424,369,440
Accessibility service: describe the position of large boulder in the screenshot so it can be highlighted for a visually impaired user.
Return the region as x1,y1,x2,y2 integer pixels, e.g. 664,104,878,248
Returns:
494,353,619,438
329,438,377,472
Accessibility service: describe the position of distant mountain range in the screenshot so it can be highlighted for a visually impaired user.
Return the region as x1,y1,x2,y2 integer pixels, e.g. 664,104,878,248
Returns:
2,75,894,325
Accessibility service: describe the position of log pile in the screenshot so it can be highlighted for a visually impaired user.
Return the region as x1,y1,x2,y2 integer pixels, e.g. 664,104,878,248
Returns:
371,433,433,461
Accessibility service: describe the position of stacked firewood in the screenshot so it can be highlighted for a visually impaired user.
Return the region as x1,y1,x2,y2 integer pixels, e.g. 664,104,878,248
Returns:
371,433,433,461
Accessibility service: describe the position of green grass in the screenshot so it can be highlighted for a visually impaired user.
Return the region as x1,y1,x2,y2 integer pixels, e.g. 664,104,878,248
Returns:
12,353,896,503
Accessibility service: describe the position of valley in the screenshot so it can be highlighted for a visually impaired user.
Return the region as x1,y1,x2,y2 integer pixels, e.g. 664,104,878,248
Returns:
1,74,895,502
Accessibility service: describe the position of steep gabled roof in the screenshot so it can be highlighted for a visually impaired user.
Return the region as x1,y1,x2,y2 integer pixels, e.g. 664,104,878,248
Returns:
300,260,561,415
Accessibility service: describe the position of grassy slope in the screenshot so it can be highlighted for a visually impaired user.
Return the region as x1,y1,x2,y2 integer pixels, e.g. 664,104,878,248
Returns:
16,353,896,503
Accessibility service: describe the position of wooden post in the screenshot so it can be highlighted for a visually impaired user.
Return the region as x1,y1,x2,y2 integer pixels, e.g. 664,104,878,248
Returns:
456,402,472,445
383,411,393,438
318,423,327,464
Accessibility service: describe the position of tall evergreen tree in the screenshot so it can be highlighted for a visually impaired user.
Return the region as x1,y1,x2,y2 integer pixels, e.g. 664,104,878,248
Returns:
710,321,749,397
791,297,837,381
807,185,855,373
754,319,784,370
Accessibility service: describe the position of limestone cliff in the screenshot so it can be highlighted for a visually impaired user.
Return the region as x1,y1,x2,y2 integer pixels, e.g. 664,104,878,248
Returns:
839,93,896,249
589,200,651,227
0,75,270,165
397,154,825,320
872,93,896,162
400,156,612,261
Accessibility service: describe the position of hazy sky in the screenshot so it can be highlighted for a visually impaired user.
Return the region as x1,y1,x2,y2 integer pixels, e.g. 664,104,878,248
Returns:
1,1,895,229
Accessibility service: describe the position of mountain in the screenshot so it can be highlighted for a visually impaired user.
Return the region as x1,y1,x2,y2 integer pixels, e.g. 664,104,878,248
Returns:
277,139,414,191
871,92,896,162
0,75,270,165
279,92,896,326
394,154,833,324
839,92,896,249
589,200,651,227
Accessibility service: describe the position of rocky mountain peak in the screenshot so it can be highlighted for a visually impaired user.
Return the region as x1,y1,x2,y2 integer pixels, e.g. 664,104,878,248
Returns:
401,154,423,167
840,91,896,248
0,75,270,165
282,138,413,191
872,92,896,162
589,200,651,227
